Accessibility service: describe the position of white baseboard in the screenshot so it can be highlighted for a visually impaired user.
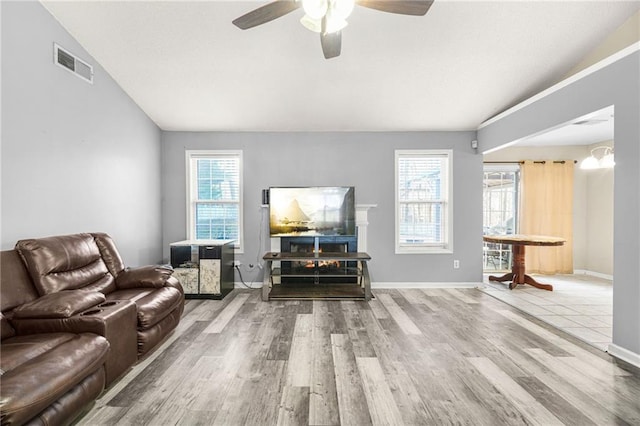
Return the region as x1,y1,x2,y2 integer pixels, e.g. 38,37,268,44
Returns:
235,282,482,290
574,269,613,281
372,282,480,289
234,281,262,289
607,343,640,369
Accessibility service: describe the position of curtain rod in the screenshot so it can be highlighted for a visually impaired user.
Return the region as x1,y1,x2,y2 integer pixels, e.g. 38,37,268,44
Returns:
484,160,577,164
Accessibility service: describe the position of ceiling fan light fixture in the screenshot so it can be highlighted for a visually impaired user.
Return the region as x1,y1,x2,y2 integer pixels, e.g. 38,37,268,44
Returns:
324,15,349,33
301,10,348,34
302,0,328,20
300,14,322,32
330,0,355,20
233,0,434,59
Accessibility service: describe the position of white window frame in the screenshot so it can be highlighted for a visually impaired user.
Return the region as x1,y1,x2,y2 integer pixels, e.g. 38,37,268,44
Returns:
395,149,453,254
483,163,520,271
186,150,243,253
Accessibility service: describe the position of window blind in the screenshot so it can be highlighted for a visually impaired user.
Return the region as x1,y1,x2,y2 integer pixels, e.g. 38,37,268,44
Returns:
396,151,450,251
187,152,243,247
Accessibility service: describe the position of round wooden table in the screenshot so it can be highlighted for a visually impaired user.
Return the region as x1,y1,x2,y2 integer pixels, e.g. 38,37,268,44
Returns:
483,234,566,291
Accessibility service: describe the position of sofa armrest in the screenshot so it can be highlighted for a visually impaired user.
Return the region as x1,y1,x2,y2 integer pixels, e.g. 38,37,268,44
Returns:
164,275,185,296
12,290,106,319
115,265,174,290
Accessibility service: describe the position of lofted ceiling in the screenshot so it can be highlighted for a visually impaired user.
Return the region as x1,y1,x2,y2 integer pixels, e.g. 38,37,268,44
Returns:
41,1,640,132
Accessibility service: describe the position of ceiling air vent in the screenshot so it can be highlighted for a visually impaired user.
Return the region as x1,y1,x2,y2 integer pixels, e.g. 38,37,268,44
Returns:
572,119,609,126
54,43,93,84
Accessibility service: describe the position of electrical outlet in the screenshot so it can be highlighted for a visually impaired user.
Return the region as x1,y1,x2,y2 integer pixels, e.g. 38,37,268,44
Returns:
453,259,460,269
233,260,241,267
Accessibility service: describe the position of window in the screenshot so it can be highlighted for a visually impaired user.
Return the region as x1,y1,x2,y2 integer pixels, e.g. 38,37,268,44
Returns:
395,150,453,253
483,164,519,271
186,150,243,251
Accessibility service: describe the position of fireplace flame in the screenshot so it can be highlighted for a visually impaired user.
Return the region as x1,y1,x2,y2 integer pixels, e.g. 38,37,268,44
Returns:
302,248,340,269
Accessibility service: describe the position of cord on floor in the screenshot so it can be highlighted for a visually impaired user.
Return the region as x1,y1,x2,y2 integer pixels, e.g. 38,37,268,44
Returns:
235,264,256,289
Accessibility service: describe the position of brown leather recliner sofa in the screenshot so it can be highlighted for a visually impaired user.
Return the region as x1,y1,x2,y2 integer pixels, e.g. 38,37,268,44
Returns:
1,233,185,426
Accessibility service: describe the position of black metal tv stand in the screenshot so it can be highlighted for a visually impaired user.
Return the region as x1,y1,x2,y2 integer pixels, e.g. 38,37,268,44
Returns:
262,251,371,301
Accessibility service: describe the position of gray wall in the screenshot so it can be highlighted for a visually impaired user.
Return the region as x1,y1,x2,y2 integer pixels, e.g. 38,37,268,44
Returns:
478,51,640,356
1,1,163,266
161,131,482,283
585,142,614,276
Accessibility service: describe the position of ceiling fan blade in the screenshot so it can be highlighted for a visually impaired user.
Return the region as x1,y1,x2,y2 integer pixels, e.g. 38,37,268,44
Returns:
355,0,434,16
232,0,301,30
321,31,342,59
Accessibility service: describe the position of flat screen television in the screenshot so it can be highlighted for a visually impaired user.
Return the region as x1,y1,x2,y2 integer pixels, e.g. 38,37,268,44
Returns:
269,187,356,237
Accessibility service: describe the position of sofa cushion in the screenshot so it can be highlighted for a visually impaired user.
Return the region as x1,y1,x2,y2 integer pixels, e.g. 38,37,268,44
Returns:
0,333,109,426
1,333,77,374
33,367,105,426
135,287,183,329
15,234,116,295
12,291,106,319
1,250,39,312
1,312,16,340
108,287,183,330
91,233,126,277
137,306,182,357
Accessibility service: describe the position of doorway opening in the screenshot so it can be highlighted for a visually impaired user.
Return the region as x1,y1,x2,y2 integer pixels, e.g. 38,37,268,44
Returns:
480,106,614,352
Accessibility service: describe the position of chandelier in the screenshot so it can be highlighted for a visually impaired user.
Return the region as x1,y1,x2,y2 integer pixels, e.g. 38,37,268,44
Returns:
580,146,615,170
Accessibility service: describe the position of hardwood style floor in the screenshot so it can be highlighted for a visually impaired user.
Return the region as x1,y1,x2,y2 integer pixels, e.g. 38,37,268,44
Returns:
78,288,640,425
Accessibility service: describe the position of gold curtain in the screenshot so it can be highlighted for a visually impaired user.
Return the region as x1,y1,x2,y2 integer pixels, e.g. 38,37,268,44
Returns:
519,160,574,274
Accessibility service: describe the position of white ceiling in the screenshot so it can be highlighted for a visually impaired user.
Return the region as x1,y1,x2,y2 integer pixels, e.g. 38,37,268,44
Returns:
41,1,640,132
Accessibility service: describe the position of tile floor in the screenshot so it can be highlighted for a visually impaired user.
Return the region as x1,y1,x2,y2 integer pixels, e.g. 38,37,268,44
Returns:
479,273,613,351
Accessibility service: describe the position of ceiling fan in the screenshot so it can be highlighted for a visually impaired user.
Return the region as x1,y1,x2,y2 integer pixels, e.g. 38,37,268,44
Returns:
232,0,434,59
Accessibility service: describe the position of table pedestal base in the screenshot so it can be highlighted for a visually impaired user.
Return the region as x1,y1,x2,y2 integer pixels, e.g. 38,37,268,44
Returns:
488,245,553,291
488,272,553,291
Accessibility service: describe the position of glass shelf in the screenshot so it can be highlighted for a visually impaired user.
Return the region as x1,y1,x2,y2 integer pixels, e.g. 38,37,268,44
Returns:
271,266,362,278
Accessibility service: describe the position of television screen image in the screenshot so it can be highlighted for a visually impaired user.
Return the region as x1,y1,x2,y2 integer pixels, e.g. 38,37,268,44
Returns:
269,187,356,237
